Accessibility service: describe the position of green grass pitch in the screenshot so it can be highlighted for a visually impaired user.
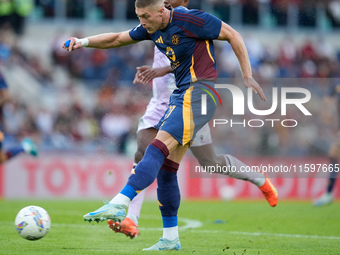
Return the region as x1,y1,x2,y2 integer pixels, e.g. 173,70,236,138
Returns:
0,199,339,254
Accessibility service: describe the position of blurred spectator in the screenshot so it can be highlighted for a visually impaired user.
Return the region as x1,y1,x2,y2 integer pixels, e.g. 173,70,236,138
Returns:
0,0,33,35
270,0,299,26
278,37,297,68
0,26,14,62
35,108,54,138
101,107,131,153
97,0,113,19
11,0,34,35
299,0,316,27
35,0,55,18
0,0,12,31
66,0,84,19
242,0,259,25
208,0,234,23
244,34,264,69
327,0,340,27
28,0,340,29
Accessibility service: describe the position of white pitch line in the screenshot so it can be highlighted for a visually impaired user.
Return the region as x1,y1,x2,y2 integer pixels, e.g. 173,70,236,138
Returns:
48,215,203,232
139,217,203,231
47,224,340,240
189,230,340,240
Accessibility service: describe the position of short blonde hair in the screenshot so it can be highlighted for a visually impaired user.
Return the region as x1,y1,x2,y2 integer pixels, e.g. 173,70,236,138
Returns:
135,0,163,8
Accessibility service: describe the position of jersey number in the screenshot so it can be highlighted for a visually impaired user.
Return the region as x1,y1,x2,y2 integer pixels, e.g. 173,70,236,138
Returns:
166,47,176,62
165,105,176,119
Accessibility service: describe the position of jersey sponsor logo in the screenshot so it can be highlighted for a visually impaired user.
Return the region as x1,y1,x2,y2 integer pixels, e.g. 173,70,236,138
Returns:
156,36,164,44
171,34,180,45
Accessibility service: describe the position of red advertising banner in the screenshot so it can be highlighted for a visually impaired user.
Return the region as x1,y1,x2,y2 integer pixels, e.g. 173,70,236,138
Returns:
2,154,339,200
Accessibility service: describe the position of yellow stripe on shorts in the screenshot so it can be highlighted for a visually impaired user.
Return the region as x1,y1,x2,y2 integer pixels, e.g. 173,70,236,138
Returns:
182,86,194,145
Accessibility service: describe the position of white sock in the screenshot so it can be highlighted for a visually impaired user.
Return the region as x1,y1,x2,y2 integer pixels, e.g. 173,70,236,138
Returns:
127,189,146,218
109,193,130,207
224,155,265,187
163,226,179,241
125,163,145,225
109,165,137,207
127,213,139,225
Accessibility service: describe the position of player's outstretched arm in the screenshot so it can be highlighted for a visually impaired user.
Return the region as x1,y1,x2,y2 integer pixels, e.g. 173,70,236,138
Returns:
63,30,137,52
133,65,173,84
217,22,266,101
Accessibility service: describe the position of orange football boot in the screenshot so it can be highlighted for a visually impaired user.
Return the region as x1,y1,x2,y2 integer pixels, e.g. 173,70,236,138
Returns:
259,174,278,207
108,217,139,239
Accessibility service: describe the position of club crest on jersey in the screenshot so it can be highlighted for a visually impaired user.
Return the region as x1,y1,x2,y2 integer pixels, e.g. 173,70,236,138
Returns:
171,35,179,45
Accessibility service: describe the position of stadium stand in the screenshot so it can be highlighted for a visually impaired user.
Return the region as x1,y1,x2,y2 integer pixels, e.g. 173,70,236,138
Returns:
0,0,339,157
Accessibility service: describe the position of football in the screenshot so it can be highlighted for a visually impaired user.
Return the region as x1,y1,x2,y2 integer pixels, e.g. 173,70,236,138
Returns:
15,205,51,241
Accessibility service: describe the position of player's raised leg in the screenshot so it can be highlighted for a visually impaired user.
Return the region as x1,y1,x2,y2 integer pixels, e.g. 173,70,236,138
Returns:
84,130,181,222
108,128,156,237
192,148,278,207
190,125,278,207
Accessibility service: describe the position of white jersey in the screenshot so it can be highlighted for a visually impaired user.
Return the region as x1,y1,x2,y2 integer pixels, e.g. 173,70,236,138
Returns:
151,46,177,103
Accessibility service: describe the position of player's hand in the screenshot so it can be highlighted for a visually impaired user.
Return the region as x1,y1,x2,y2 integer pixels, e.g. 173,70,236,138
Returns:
62,37,83,52
134,66,173,85
133,66,152,84
244,77,266,101
139,67,161,84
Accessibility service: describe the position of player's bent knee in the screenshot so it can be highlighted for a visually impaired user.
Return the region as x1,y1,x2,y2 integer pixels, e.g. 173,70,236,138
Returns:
155,130,179,152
